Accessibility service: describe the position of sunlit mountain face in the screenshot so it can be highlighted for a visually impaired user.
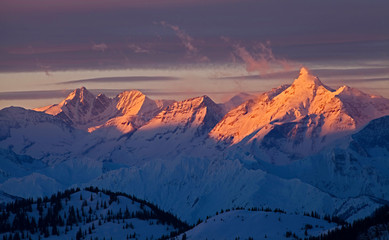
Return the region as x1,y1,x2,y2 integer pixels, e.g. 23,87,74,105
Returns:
1,0,389,239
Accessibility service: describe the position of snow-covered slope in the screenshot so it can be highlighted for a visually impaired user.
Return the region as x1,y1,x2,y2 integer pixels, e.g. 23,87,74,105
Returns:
220,92,257,113
0,190,22,204
182,209,337,240
0,188,189,240
138,95,223,136
0,107,102,195
0,107,82,161
234,114,389,222
1,112,385,226
210,67,389,162
350,115,389,155
121,95,224,160
88,151,383,224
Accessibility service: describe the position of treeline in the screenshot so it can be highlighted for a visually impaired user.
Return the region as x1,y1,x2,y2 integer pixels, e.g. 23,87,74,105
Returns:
195,206,343,227
1,188,80,237
309,205,389,240
84,186,190,231
0,187,190,240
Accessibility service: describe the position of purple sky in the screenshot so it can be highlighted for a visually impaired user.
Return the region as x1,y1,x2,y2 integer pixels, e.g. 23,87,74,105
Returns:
0,0,388,108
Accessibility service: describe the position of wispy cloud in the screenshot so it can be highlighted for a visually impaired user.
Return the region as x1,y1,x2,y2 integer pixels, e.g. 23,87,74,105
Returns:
159,21,209,62
311,67,389,78
91,43,108,52
215,70,299,80
327,77,389,84
0,90,72,100
57,76,180,85
128,44,151,54
0,88,239,101
142,89,250,97
8,44,88,55
220,37,294,75
35,60,51,76
1,0,239,14
214,67,389,81
229,40,293,75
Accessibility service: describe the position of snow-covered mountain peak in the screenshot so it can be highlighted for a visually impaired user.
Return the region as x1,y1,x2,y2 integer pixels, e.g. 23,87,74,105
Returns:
260,84,290,101
34,87,98,118
162,95,218,113
87,90,174,135
331,85,389,127
199,95,213,104
63,86,95,104
299,66,309,75
220,92,257,113
96,93,108,100
209,70,334,146
229,92,253,102
52,87,114,128
210,68,389,160
271,69,333,113
115,90,149,115
34,88,174,134
290,67,326,91
196,95,217,108
335,85,367,97
153,95,221,124
117,89,144,100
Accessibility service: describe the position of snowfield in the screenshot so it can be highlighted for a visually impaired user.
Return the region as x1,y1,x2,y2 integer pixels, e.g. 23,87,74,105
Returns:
182,209,337,240
0,188,188,240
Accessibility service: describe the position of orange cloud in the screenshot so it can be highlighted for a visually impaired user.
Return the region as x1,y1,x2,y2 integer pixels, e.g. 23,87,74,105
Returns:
221,37,293,75
234,42,292,75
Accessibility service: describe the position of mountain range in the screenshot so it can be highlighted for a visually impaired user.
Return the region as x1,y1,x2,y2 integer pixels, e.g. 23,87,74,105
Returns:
1,67,389,235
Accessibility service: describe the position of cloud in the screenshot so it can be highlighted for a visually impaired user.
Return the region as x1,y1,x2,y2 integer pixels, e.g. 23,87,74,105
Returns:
2,0,388,74
8,44,88,55
327,77,389,84
92,43,108,52
215,70,299,80
0,89,131,101
0,90,73,100
1,0,239,15
160,21,196,53
57,76,180,85
214,67,389,81
228,40,293,75
141,89,251,97
35,60,51,76
159,21,209,62
128,44,150,54
311,67,389,78
0,88,241,101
